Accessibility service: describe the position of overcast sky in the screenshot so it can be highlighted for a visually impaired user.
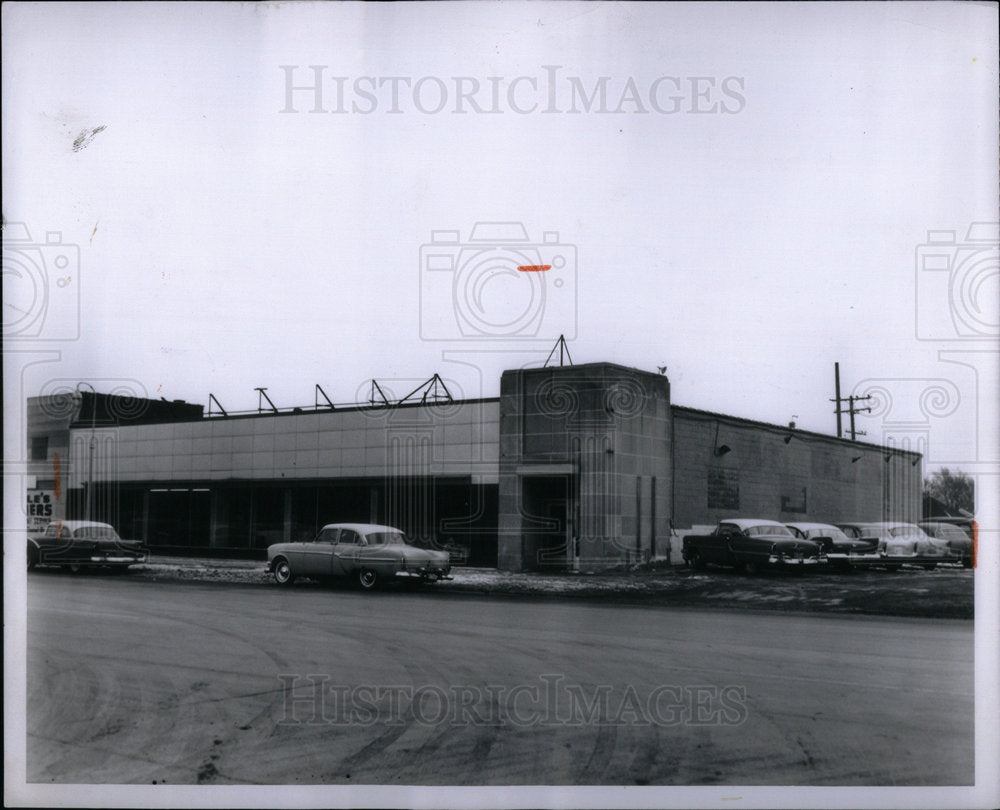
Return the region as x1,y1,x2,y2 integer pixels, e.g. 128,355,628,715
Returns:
3,1,997,473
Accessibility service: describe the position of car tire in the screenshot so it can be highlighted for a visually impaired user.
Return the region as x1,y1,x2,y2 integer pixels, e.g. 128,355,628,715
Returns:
962,556,973,569
884,564,901,572
689,552,705,570
68,563,86,574
357,568,379,590
273,558,295,586
27,545,38,571
743,559,760,576
921,563,937,571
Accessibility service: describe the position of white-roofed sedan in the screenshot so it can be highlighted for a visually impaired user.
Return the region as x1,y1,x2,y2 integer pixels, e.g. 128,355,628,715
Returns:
838,521,958,570
267,523,452,591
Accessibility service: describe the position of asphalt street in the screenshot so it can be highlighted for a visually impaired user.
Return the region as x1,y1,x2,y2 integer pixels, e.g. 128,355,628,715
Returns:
26,574,973,785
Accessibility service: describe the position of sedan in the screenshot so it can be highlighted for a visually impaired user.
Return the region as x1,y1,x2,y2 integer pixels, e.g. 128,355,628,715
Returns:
838,521,957,569
786,522,881,568
27,520,147,571
267,523,452,590
919,521,973,568
683,519,826,574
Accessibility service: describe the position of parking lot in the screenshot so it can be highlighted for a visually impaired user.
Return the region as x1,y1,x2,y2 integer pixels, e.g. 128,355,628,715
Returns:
27,573,973,786
30,556,975,619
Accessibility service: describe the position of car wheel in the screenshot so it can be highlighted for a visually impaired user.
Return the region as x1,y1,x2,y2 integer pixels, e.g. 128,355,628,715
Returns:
962,556,973,569
68,563,86,574
357,568,379,590
273,558,295,586
27,545,38,571
884,564,901,572
921,563,937,571
689,552,705,570
743,559,760,576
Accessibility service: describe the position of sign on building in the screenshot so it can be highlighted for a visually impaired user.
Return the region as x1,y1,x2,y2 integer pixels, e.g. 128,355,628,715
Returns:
27,490,56,531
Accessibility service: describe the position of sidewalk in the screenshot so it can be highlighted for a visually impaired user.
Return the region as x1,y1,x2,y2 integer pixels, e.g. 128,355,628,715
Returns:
129,555,974,619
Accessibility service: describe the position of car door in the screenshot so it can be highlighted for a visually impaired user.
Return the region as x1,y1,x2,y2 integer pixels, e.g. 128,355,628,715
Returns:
331,528,361,577
299,527,339,577
711,523,740,564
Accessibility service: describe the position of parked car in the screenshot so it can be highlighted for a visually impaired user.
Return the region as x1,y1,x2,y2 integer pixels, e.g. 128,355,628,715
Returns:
27,520,147,571
838,521,957,569
919,521,973,568
785,522,881,568
682,518,826,574
267,523,452,590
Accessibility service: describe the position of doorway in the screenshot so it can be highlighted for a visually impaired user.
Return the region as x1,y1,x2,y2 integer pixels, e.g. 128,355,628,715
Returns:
521,475,575,570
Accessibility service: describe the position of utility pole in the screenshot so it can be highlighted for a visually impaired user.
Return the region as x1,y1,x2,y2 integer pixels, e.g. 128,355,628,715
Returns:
830,364,872,440
847,394,872,441
75,382,97,521
834,362,842,438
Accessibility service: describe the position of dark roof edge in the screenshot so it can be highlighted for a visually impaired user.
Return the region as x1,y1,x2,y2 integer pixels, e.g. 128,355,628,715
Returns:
671,404,921,457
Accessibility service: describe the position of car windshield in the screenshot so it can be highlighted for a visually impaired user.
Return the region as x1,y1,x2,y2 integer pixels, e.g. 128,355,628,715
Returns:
73,525,120,540
889,525,926,538
365,532,408,546
745,525,794,538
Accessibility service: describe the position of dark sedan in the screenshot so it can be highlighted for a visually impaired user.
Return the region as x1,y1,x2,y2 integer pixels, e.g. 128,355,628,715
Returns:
28,520,147,571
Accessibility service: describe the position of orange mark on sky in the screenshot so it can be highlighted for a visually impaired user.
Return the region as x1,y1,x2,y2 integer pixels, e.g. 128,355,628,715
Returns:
517,265,551,272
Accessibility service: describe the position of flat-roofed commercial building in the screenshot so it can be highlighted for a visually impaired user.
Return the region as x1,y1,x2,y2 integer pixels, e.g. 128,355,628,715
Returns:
25,362,922,569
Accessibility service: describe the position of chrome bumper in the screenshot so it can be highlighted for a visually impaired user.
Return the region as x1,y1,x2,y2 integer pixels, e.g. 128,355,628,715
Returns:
88,553,146,564
395,570,453,582
828,552,882,565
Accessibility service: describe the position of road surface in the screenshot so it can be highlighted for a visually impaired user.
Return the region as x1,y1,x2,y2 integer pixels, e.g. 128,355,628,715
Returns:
26,574,973,785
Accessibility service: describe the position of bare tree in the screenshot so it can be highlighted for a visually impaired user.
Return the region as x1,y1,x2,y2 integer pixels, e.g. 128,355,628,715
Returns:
923,468,975,515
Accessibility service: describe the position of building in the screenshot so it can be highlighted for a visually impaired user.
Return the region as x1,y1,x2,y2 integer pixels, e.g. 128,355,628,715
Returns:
25,361,923,568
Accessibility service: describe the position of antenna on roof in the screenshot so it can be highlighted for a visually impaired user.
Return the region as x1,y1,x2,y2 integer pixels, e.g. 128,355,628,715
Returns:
255,387,277,414
543,335,574,368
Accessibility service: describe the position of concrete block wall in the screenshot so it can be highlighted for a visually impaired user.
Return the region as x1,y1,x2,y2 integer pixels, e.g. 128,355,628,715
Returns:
671,407,921,527
498,364,672,571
